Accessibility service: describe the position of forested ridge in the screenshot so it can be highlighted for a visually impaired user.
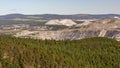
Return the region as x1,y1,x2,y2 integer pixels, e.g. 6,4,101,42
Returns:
0,35,119,68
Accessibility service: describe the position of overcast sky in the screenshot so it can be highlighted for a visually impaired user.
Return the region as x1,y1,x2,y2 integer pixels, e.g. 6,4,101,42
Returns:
0,0,120,15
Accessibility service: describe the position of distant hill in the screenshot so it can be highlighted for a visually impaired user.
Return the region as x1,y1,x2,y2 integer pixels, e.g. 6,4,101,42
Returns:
0,14,120,20
0,35,119,68
0,14,26,19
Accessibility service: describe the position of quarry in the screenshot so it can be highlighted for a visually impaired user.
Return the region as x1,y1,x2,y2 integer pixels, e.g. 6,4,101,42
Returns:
13,19,120,41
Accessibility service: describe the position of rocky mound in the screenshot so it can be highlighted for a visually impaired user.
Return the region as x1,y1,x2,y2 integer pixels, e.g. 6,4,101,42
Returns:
60,19,77,26
45,19,61,25
46,19,77,26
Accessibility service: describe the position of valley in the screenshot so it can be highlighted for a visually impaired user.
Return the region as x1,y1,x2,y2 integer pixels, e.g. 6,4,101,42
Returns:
0,14,120,41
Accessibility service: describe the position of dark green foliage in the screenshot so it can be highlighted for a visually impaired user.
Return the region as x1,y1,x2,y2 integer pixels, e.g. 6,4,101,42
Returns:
0,35,120,68
0,20,46,26
47,25,68,30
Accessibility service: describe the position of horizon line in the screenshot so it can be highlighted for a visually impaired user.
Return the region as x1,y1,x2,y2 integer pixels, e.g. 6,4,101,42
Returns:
0,13,120,16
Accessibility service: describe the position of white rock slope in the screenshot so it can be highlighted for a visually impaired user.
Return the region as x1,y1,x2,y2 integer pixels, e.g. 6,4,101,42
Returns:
46,19,77,26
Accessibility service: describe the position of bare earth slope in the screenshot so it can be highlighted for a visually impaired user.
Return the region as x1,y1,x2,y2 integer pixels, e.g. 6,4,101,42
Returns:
15,19,120,41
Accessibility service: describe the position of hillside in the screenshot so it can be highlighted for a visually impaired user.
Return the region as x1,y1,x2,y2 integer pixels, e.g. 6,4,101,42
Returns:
0,14,120,20
0,35,119,68
13,19,120,41
46,19,76,26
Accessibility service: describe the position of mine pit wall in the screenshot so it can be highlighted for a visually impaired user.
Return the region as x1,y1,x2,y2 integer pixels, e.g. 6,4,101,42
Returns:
14,29,120,41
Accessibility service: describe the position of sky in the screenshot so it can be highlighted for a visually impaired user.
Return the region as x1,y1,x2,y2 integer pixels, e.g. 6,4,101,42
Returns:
0,0,120,15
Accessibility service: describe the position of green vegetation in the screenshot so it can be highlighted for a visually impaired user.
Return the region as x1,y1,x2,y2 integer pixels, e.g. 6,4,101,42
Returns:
47,25,68,30
0,35,119,68
0,20,46,26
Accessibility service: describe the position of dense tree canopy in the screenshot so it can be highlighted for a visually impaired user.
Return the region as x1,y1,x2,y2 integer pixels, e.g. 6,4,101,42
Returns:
0,35,119,68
